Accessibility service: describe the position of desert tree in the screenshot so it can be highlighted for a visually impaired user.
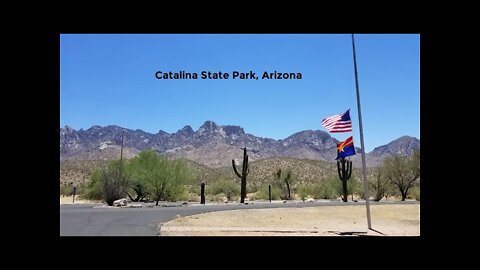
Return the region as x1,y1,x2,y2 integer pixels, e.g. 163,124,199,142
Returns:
273,168,296,200
368,167,394,201
125,157,149,202
128,150,190,206
383,149,420,201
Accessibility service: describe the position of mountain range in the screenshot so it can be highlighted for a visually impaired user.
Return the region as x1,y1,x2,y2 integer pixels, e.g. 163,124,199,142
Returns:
60,120,420,168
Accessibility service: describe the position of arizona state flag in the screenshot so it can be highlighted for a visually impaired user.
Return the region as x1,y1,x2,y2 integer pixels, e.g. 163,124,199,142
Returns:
336,136,356,160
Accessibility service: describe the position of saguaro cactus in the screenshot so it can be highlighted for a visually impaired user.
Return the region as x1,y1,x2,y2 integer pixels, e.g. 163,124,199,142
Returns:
337,157,352,202
232,147,249,203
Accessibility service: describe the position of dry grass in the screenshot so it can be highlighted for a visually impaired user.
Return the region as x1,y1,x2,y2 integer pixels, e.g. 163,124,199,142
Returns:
60,195,102,205
160,204,420,236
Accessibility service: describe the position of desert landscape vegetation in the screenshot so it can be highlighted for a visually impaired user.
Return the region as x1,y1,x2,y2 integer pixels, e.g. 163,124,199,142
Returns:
60,122,420,208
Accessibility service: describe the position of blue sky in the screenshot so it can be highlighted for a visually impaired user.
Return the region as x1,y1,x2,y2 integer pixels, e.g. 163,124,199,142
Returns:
60,34,419,152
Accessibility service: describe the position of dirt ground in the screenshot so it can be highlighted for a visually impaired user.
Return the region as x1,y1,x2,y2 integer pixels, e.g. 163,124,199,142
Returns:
60,195,101,205
159,204,420,236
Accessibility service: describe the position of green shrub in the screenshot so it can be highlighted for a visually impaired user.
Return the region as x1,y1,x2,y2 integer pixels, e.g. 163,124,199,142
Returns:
297,184,313,201
408,185,420,201
83,169,104,200
247,183,259,193
75,182,88,197
206,178,240,198
174,190,196,202
60,184,73,197
186,192,200,202
316,183,338,199
101,160,129,206
256,184,282,200
308,176,341,199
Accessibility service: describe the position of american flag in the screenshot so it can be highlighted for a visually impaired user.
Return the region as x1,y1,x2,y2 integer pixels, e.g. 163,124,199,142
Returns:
321,109,352,133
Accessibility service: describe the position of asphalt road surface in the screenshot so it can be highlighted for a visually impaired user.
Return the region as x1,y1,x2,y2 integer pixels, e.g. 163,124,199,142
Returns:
60,200,418,236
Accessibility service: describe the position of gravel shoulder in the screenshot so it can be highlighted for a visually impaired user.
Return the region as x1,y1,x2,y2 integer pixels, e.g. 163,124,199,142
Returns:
60,195,102,205
159,204,420,236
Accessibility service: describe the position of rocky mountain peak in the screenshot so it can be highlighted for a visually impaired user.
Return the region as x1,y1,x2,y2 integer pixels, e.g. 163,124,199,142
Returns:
197,120,223,136
62,125,75,134
88,125,102,131
158,130,169,136
370,135,420,157
393,135,419,143
199,120,218,130
177,125,194,135
284,130,337,148
221,125,245,136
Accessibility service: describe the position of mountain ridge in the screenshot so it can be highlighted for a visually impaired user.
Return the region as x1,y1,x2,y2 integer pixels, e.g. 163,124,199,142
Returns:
60,120,419,168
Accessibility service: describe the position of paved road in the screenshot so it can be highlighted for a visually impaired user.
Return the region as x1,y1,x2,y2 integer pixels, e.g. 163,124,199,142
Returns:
60,200,418,236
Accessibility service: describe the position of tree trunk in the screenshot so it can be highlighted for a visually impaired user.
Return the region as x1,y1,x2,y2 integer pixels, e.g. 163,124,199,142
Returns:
106,199,114,206
342,179,348,202
156,200,159,206
126,192,135,202
401,192,407,201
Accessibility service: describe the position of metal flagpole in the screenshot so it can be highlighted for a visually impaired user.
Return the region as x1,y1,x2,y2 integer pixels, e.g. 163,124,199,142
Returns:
351,34,372,229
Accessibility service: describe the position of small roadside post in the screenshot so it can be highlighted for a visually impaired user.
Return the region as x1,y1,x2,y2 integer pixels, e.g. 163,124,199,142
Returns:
200,182,205,205
72,185,77,204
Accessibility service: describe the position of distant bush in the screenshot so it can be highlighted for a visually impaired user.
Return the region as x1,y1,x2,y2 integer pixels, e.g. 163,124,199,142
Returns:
206,178,240,200
314,176,338,199
186,192,200,202
174,190,197,202
101,160,129,206
296,176,340,200
408,185,420,201
247,183,259,193
75,182,88,197
256,184,282,200
83,169,104,201
316,181,338,199
298,185,309,201
60,184,73,197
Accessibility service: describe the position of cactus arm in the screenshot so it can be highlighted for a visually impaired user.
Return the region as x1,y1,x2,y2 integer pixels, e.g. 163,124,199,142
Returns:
337,160,343,180
232,159,242,178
